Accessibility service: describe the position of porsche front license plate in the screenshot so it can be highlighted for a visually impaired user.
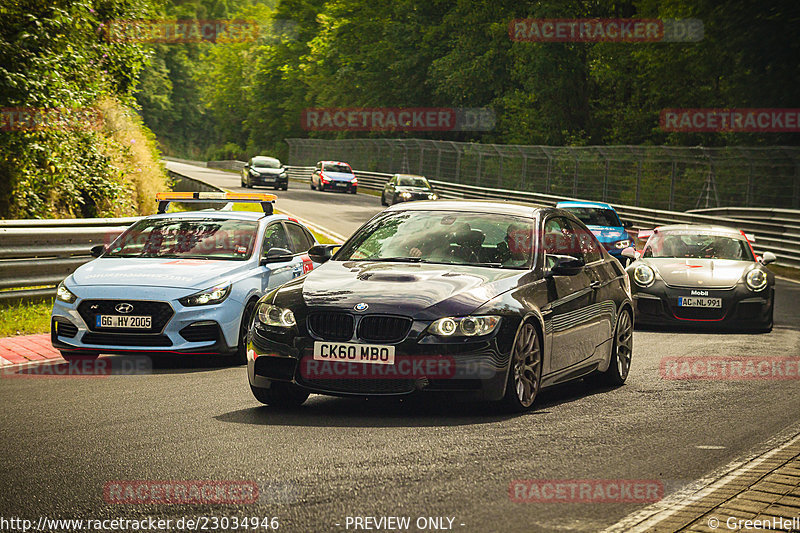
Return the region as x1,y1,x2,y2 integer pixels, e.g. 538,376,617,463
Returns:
313,342,395,365
96,315,152,329
678,297,722,308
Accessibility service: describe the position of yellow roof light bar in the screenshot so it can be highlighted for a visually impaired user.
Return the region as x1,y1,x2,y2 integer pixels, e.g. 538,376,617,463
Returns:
155,192,277,214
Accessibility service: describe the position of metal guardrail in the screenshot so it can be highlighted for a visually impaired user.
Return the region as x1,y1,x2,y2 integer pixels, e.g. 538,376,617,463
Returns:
286,165,800,268
0,173,224,304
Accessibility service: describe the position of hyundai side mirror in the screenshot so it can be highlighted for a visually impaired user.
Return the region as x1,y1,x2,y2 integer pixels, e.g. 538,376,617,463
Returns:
308,244,340,264
547,254,585,276
261,247,294,264
760,251,777,265
90,244,106,257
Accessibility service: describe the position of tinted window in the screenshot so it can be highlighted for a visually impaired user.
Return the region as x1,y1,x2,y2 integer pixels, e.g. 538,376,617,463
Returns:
336,210,534,268
106,218,258,261
262,223,291,254
252,157,280,168
563,207,621,227
568,220,603,263
323,163,352,173
285,223,314,253
643,232,754,261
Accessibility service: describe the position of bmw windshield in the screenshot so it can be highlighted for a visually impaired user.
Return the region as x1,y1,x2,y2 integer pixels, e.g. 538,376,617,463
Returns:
106,218,259,261
335,211,535,268
564,207,621,227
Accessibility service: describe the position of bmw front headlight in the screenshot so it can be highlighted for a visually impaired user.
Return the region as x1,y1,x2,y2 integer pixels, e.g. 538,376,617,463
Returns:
179,283,231,306
56,280,77,303
428,316,500,337
428,193,438,200
256,303,296,327
615,239,632,249
249,168,259,175
632,264,655,287
745,269,768,291
400,192,412,199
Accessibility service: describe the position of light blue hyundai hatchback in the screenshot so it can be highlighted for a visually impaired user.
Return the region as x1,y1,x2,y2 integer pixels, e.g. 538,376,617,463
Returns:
51,193,319,363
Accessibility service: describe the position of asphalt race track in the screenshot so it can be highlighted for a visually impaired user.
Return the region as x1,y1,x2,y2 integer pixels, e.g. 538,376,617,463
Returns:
0,162,798,532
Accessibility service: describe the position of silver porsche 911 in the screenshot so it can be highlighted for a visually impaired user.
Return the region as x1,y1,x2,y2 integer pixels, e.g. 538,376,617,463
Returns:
623,224,777,332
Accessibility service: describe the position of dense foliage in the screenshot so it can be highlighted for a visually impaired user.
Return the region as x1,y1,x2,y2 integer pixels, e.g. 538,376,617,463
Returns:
0,0,167,219
134,0,799,161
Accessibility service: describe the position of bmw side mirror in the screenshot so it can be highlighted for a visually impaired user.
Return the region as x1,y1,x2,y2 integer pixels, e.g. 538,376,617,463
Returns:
622,220,633,229
90,244,106,257
548,254,585,276
760,251,777,265
308,244,339,264
261,247,293,264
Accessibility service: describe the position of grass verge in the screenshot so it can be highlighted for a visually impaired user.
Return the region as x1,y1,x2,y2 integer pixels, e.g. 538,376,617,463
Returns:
768,264,800,282
0,299,54,337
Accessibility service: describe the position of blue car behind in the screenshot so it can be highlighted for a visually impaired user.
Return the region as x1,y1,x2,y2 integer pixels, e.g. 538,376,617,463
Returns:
51,194,319,363
556,201,633,263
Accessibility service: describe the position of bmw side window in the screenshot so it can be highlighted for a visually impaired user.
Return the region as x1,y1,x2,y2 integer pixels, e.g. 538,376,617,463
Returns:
262,224,291,256
543,217,583,267
569,221,602,263
285,223,314,253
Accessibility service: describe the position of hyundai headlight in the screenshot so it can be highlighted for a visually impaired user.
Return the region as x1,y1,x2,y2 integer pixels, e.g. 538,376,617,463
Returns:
745,269,768,291
633,264,655,287
428,316,500,337
56,281,77,303
615,239,632,249
256,303,296,327
179,283,231,306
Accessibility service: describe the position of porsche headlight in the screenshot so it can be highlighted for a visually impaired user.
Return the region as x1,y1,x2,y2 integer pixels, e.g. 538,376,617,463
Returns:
257,303,296,328
179,283,231,306
633,264,655,287
615,239,632,249
745,269,768,291
428,316,500,337
56,281,77,303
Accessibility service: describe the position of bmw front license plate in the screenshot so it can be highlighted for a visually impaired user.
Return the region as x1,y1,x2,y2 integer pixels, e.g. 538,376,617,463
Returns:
313,342,395,365
678,297,722,308
96,315,152,329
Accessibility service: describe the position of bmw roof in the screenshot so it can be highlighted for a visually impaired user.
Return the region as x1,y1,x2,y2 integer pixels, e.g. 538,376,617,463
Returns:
556,200,616,210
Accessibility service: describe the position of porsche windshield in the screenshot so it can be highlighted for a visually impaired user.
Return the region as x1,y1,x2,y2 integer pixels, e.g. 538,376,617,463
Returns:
106,218,258,260
335,211,535,268
643,232,754,261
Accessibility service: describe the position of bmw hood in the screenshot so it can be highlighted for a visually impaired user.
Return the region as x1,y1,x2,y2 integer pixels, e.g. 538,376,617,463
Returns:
588,226,628,243
70,258,246,290
297,261,523,319
645,258,752,289
321,171,355,182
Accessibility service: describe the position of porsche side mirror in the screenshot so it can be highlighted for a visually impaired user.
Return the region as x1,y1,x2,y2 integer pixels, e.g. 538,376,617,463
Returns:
548,254,585,276
760,251,777,265
261,247,293,264
621,247,638,260
90,244,106,257
308,243,340,264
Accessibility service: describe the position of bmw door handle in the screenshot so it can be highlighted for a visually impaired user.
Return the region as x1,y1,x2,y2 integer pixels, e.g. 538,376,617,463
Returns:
590,280,602,289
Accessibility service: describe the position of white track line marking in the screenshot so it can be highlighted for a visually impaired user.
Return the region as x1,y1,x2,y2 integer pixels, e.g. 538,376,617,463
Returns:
602,427,800,532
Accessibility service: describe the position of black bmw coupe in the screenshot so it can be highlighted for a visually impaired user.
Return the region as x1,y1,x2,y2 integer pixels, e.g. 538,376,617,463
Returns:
247,201,634,411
